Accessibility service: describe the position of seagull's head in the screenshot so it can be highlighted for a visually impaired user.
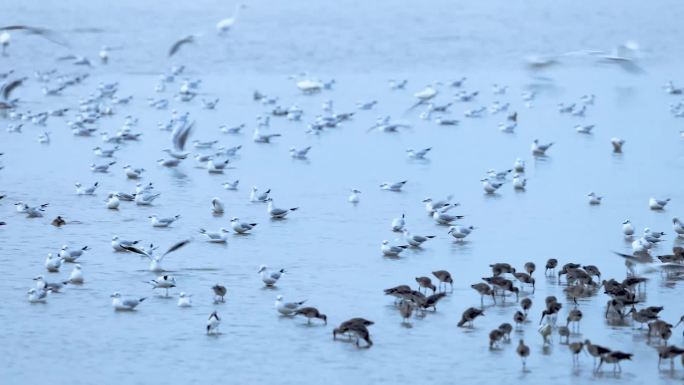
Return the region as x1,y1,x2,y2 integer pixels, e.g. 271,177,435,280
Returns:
61,245,68,250
673,218,680,224
382,240,389,245
257,265,267,273
75,183,82,187
27,288,36,295
33,275,44,281
231,217,238,222
448,227,456,234
622,220,630,224
276,295,283,301
110,292,121,298
74,264,81,269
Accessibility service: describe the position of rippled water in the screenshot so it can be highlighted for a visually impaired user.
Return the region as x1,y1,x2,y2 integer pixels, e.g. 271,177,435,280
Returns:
2,0,684,384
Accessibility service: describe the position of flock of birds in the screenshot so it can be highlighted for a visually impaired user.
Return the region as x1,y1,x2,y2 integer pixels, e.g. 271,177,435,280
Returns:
2,17,684,380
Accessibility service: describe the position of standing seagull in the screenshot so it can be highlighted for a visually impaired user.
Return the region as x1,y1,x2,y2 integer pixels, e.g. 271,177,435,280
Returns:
206,311,221,335
216,4,246,34
531,139,553,156
257,265,285,287
266,198,298,219
275,295,306,315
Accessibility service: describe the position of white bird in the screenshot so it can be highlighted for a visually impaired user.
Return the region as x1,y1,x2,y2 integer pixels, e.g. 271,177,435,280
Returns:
110,292,146,311
123,165,144,179
75,182,99,195
223,180,239,190
258,265,285,286
611,137,625,153
253,128,281,143
296,79,323,94
513,174,527,190
121,239,191,272
380,180,407,192
149,214,180,227
448,225,475,240
649,197,670,210
588,192,602,205
432,207,464,225
38,131,50,144
622,220,634,237
68,264,84,284
250,186,270,202
33,275,68,292
531,139,553,156
348,189,361,204
105,193,120,209
403,230,436,247
407,148,431,159
412,84,438,106
231,217,257,234
158,158,181,167
391,214,406,232
481,178,503,194
91,162,116,173
148,275,176,296
177,292,192,307
211,198,224,214
199,228,229,243
111,236,140,252
290,146,311,159
27,288,49,303
513,158,525,173
381,240,408,257
93,146,119,158
135,192,160,206
266,198,298,219
672,218,684,237
498,121,516,133
0,31,10,56
423,196,453,214
275,295,306,315
45,253,63,272
575,124,594,134
59,245,88,262
207,311,221,335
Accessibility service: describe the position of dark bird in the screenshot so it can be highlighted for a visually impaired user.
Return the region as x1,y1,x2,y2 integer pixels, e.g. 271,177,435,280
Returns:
211,284,227,303
2,77,27,100
0,25,69,46
458,307,484,327
294,307,327,325
169,35,194,57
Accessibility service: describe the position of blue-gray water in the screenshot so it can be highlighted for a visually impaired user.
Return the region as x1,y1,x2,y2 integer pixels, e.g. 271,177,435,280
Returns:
1,0,684,384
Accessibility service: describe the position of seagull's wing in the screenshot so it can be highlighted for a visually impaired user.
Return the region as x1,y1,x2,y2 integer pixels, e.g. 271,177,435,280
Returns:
171,121,194,151
162,239,191,257
2,78,25,100
168,35,193,57
121,244,151,258
0,25,69,46
121,298,140,308
613,251,653,264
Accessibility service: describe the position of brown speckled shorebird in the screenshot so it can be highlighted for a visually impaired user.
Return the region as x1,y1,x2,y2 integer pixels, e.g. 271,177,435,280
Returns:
513,272,535,293
421,292,447,311
520,297,532,316
585,339,611,367
514,310,526,328
658,345,684,370
415,276,436,294
398,299,413,323
598,351,632,373
545,258,558,275
567,308,583,332
471,282,496,305
524,262,536,276
294,307,327,325
432,270,453,292
517,339,530,369
498,322,512,340
211,284,227,303
489,328,505,349
458,307,484,327
569,341,584,365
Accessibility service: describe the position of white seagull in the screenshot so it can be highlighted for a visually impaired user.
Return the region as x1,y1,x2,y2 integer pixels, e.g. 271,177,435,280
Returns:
121,239,191,272
110,292,146,311
258,265,285,287
649,197,670,210
531,139,553,156
380,180,407,192
149,214,180,227
381,240,408,257
275,295,306,315
266,198,298,219
231,217,257,234
348,189,361,204
199,228,230,243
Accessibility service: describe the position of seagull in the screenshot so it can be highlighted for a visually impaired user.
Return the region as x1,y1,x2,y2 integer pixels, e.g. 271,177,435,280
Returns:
588,192,602,205
250,186,270,202
258,265,285,286
135,192,160,206
27,287,49,303
206,311,221,335
45,253,63,272
166,120,193,159
253,128,281,143
199,228,229,243
223,180,239,190
672,218,684,237
406,148,431,159
512,174,527,190
391,214,406,232
611,137,625,153
177,292,192,307
93,146,119,157
148,275,176,297
68,264,84,284
122,239,191,272
216,3,246,34
380,180,407,191
481,178,503,194
513,158,525,172
448,225,475,241
59,245,88,262
111,236,140,252
230,217,257,234
575,124,594,134
105,193,120,209
266,198,298,219
123,165,144,179
531,139,553,156
75,182,98,195
409,84,438,109
498,121,516,133
110,292,146,311
381,240,408,257
348,189,361,204
403,230,436,247
423,196,454,213
649,197,670,210
275,295,306,315
211,198,224,214
289,146,311,159
33,275,68,292
149,214,180,227
432,207,464,225
622,220,634,237
91,162,116,173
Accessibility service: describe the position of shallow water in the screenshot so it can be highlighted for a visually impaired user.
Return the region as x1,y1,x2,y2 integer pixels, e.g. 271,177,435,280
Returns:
1,1,684,384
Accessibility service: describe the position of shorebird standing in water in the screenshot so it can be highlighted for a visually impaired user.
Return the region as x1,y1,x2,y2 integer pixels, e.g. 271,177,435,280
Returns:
517,339,530,369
